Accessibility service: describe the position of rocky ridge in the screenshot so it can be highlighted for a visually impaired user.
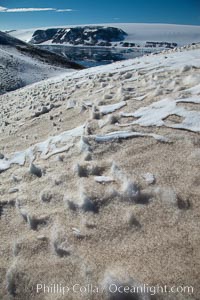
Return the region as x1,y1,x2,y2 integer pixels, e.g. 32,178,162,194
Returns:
0,31,84,95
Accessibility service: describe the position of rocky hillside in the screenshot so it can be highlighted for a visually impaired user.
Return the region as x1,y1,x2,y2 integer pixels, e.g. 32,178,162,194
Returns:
0,43,200,299
0,31,84,94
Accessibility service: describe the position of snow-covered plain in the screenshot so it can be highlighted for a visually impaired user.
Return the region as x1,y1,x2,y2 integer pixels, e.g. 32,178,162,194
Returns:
0,42,200,299
10,23,200,46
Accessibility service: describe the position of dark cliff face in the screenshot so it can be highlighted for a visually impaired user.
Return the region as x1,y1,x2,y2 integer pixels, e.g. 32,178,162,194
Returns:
31,29,60,44
30,26,127,46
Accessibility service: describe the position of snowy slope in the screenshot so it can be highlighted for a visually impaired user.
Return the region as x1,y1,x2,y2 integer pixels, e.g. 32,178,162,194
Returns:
0,43,200,300
0,31,83,94
10,23,200,46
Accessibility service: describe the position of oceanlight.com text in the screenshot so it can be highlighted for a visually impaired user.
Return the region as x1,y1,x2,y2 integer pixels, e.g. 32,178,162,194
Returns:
36,283,194,296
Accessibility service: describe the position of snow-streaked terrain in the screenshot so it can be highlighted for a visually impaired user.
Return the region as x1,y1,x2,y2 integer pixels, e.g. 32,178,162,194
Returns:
0,31,83,94
10,23,200,46
0,43,200,299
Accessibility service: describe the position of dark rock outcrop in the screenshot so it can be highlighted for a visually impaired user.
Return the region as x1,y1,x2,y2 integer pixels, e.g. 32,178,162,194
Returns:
30,26,127,46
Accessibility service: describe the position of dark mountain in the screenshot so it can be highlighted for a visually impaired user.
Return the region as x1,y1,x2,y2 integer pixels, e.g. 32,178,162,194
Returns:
30,26,127,46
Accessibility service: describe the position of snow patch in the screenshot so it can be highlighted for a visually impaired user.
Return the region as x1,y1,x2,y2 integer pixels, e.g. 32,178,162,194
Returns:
0,125,84,172
120,97,200,132
95,130,169,143
99,101,127,115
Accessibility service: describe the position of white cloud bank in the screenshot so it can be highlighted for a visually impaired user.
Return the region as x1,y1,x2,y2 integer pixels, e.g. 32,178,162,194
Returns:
0,6,75,13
